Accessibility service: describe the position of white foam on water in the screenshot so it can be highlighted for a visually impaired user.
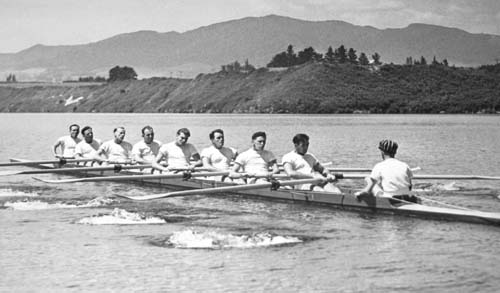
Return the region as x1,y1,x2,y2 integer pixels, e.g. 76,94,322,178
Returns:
4,200,79,210
0,188,39,198
77,208,166,225
413,182,461,192
4,196,114,210
168,229,303,249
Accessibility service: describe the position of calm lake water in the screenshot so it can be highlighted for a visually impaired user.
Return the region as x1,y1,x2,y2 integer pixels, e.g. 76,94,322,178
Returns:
0,113,499,292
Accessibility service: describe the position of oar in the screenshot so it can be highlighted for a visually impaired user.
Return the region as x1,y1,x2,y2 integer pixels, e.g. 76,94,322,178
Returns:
119,178,325,201
0,164,152,176
33,171,230,184
326,166,421,173
331,173,500,180
413,174,500,180
2,158,94,167
327,168,372,172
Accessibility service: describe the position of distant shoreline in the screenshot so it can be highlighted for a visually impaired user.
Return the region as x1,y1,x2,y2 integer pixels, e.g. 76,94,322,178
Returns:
1,62,499,114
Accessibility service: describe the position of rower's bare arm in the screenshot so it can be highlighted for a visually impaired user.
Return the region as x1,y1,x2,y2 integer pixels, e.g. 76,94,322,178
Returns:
269,160,280,175
229,163,242,178
283,162,309,179
53,140,62,158
93,148,106,163
190,153,202,168
313,162,327,175
201,156,217,171
152,153,169,172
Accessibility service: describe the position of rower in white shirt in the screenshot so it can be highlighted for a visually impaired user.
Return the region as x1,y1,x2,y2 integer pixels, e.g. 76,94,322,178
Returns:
201,129,237,181
53,124,81,158
74,126,102,164
132,126,162,164
355,139,417,203
201,129,237,171
229,131,279,183
94,126,134,164
152,128,202,172
282,133,340,193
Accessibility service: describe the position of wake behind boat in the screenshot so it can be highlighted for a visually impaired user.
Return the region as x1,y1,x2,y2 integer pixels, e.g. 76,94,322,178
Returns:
8,158,500,226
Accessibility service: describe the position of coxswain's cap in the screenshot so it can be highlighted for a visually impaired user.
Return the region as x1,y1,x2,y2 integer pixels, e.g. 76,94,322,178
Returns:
378,139,398,155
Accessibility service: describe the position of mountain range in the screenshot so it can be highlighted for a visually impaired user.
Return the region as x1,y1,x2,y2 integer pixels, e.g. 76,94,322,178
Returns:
1,14,499,81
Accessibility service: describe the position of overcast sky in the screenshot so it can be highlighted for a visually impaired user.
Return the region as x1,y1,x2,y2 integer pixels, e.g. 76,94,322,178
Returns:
1,0,499,53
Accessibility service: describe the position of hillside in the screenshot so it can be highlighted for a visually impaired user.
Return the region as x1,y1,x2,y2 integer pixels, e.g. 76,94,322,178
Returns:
0,62,499,114
1,15,499,81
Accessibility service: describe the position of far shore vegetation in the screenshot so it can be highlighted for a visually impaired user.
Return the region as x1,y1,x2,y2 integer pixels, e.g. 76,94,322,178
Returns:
1,44,499,114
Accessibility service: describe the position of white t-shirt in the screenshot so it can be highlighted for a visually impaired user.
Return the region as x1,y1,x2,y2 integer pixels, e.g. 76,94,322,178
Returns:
370,158,413,196
234,148,276,173
74,139,102,158
281,151,318,174
98,140,133,162
55,136,81,157
132,140,162,163
201,145,237,170
158,142,199,168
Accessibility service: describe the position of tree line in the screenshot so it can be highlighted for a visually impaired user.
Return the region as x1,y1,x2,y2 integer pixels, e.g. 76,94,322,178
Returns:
267,45,381,67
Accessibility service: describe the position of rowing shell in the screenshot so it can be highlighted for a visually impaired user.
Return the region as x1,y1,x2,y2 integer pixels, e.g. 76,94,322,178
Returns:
9,158,500,226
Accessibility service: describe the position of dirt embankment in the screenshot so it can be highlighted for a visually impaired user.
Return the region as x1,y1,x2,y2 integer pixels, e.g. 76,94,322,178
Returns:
1,62,499,113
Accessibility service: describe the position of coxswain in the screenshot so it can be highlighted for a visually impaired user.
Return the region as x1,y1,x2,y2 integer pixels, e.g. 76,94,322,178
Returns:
131,125,162,164
229,131,279,183
152,128,202,172
53,124,81,158
355,139,417,203
282,133,341,193
94,126,134,164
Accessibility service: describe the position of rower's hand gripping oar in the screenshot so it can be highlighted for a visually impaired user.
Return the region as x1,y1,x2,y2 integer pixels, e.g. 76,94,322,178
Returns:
117,178,325,201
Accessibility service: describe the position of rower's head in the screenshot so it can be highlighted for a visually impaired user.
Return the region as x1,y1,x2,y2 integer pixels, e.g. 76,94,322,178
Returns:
69,124,80,139
176,128,191,146
141,125,154,144
378,139,398,158
292,133,309,155
251,131,266,151
113,127,126,143
209,129,224,149
81,126,93,143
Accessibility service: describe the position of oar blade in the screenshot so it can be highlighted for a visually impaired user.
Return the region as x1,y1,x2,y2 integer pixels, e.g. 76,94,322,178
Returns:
32,177,84,183
0,170,25,176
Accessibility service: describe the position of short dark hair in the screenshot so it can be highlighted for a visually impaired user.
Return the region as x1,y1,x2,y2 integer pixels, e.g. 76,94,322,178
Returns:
81,126,92,135
209,129,224,140
69,124,80,130
142,125,154,135
113,126,125,133
252,131,266,140
292,133,309,145
177,128,191,137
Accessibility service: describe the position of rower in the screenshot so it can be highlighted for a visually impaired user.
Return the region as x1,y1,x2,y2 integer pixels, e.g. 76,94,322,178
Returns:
201,129,238,181
355,139,418,203
201,129,237,171
229,131,279,183
94,126,134,164
282,133,341,193
152,128,202,172
74,126,102,163
52,124,81,158
131,126,162,164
